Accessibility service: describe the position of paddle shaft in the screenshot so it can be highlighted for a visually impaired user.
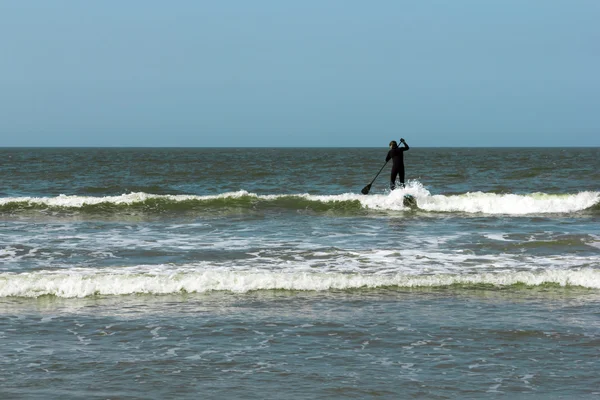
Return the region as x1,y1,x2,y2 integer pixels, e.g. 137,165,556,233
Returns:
361,160,388,194
369,161,388,185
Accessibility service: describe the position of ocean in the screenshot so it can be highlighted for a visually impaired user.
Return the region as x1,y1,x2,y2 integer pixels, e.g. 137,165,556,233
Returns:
1,147,599,399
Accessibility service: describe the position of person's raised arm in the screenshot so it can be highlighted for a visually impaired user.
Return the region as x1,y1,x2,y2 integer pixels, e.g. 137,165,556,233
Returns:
400,138,409,151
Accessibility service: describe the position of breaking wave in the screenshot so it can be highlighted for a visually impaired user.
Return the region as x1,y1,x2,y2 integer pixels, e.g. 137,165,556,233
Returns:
0,184,598,216
1,267,599,298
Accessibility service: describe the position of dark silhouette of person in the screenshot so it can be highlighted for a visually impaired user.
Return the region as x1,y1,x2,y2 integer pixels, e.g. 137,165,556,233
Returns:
385,138,409,190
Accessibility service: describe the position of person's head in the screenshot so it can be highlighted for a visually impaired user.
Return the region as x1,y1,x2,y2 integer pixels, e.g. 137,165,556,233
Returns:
389,140,398,149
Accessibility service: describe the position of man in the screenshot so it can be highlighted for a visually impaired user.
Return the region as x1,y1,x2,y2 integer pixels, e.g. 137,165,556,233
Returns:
385,138,410,190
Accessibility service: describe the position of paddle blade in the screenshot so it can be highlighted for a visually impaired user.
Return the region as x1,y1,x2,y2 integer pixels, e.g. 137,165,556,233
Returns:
361,184,371,195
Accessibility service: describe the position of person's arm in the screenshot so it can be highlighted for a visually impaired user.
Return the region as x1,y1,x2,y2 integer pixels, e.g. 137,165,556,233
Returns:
385,150,391,162
400,138,409,151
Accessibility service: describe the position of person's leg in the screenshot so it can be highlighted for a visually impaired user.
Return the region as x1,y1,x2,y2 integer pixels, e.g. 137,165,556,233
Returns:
399,166,405,188
390,169,398,190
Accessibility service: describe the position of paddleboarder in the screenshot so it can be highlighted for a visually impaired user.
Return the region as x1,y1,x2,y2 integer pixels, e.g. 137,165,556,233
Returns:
386,138,409,190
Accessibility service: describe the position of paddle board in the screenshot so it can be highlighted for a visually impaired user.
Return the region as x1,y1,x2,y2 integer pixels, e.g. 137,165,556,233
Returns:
403,194,417,208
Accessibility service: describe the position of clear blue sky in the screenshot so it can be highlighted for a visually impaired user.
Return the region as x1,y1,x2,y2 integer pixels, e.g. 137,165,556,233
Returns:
1,0,598,147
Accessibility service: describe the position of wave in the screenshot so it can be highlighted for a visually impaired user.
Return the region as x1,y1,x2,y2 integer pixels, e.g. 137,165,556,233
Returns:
0,184,598,216
1,267,599,298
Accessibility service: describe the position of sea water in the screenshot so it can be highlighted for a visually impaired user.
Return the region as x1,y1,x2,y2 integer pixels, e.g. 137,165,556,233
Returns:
1,147,599,399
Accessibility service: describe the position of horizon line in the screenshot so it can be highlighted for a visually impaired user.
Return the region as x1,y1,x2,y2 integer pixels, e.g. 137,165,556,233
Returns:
1,145,599,149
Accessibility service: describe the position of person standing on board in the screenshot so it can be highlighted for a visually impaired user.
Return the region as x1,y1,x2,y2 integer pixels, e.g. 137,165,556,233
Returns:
385,138,410,190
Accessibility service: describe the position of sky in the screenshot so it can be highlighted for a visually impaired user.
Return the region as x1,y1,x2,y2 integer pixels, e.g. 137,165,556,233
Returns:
1,0,599,147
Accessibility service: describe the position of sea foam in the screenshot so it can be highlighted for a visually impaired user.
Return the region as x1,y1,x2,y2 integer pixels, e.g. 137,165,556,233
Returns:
1,267,599,298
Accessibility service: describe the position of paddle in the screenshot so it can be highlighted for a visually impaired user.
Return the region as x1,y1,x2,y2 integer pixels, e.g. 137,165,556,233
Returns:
361,161,388,195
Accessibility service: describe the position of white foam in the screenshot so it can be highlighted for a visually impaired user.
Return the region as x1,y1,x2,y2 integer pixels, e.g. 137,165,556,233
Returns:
1,266,599,298
483,234,512,242
415,191,600,215
0,246,18,259
589,235,600,250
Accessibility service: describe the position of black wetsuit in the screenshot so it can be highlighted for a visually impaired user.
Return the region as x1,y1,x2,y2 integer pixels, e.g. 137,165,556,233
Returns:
385,142,409,190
